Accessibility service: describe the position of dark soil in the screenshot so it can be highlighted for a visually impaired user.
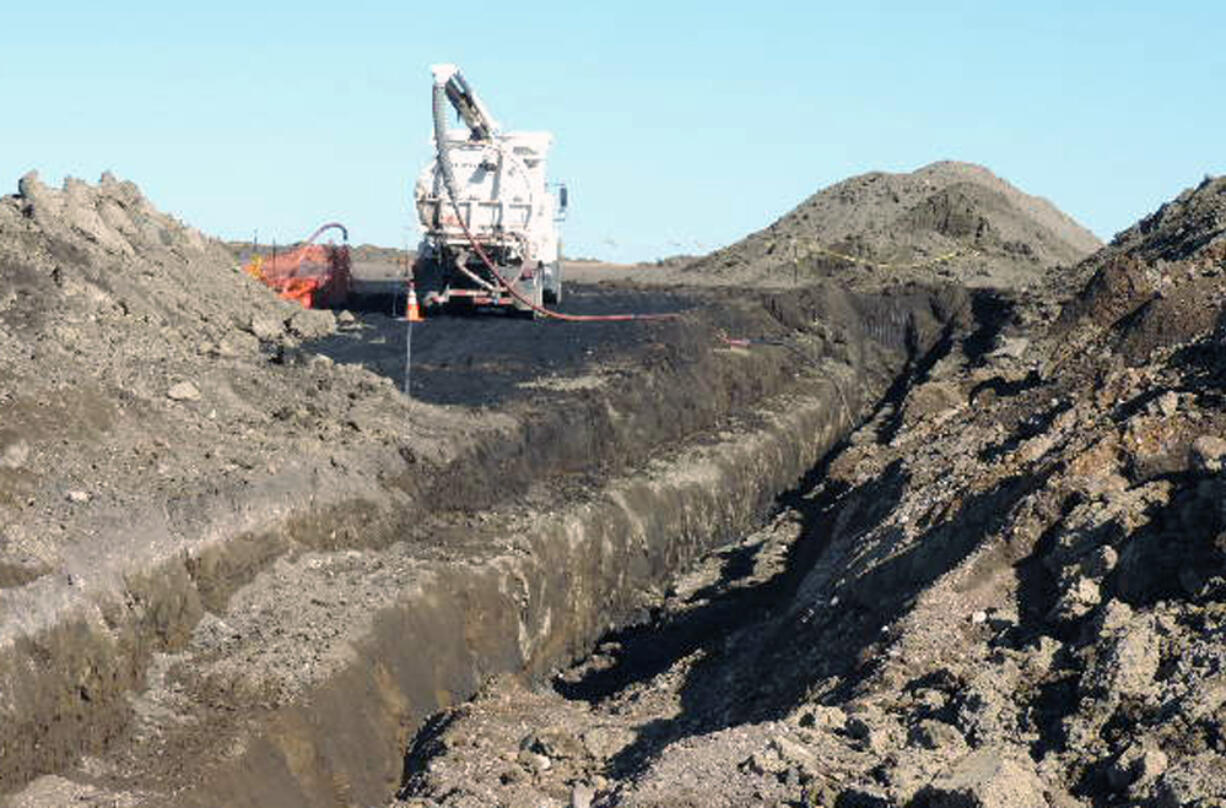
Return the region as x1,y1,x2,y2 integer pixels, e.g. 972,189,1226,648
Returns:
315,285,698,407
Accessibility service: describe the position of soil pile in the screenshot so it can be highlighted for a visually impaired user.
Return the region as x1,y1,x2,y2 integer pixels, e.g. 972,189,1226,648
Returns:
683,161,1101,290
0,172,425,587
1048,174,1226,301
394,176,1226,807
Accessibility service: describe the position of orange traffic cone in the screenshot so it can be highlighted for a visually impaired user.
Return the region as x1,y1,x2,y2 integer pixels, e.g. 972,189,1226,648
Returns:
406,281,424,322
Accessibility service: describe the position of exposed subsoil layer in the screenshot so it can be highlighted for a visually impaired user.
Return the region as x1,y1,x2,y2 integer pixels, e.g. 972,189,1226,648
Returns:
0,161,1121,807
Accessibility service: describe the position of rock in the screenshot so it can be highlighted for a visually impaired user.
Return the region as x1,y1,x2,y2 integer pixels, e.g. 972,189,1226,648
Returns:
911,719,967,753
62,177,133,255
743,748,786,776
988,336,1029,361
287,307,337,340
771,735,818,773
1052,576,1101,621
1153,391,1180,418
1083,613,1159,699
796,704,847,732
844,713,890,753
523,730,584,761
971,610,988,625
17,170,42,200
167,381,201,401
916,750,1046,808
516,749,551,773
336,310,357,328
570,784,595,808
1080,545,1119,578
903,380,964,426
581,726,635,759
1107,741,1167,792
1190,435,1226,473
1096,599,1134,633
247,313,284,341
66,490,91,503
1154,753,1226,808
1017,432,1056,464
217,331,260,358
0,438,30,470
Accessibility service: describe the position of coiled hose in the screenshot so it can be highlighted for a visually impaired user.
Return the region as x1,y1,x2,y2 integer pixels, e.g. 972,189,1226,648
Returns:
431,81,678,323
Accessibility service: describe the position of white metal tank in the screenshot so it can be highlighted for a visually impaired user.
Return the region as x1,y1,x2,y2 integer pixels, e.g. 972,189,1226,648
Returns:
414,130,558,265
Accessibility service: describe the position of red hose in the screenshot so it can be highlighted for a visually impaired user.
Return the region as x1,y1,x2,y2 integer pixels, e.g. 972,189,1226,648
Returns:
440,170,677,321
456,217,679,322
431,75,676,323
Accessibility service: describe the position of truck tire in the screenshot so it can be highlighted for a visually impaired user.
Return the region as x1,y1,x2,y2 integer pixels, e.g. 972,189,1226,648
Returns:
543,262,562,305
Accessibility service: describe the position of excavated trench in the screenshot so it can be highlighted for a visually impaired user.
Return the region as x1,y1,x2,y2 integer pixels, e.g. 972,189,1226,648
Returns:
3,281,969,808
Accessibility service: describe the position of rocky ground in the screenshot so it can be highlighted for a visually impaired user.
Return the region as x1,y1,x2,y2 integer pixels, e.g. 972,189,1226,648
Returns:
393,176,1226,808
0,171,440,589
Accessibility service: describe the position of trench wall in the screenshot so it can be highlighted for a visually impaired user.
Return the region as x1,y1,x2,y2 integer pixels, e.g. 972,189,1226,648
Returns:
0,283,967,804
174,373,866,807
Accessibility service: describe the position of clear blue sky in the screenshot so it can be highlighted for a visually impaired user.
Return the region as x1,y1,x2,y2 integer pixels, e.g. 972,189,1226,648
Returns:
2,1,1222,262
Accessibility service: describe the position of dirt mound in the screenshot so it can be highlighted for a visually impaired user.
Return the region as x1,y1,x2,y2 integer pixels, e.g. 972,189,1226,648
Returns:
1109,174,1226,263
0,172,400,584
393,176,1226,808
0,171,339,359
1050,175,1226,366
683,160,1100,290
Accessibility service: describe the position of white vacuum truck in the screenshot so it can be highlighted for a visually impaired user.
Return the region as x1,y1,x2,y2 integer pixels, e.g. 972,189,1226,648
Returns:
412,64,567,315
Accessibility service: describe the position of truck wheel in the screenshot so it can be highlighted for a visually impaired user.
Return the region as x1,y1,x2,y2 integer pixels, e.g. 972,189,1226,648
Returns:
543,262,562,305
516,283,545,320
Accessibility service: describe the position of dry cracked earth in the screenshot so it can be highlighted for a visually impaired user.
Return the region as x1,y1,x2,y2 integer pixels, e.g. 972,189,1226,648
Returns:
2,162,1226,808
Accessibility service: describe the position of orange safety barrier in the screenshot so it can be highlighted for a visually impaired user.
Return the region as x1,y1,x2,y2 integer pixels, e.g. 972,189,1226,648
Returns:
243,223,351,309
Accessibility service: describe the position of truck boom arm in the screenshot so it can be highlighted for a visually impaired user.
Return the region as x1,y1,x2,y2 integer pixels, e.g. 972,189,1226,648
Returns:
430,63,500,141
